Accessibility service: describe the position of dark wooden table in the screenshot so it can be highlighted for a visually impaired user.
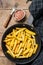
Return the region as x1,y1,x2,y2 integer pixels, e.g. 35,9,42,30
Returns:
0,0,32,65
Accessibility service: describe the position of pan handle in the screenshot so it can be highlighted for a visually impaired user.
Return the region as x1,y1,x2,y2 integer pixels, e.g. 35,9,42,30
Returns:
3,14,12,28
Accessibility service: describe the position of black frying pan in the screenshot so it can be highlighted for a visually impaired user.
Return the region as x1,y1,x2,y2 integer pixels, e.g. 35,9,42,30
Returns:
1,24,41,64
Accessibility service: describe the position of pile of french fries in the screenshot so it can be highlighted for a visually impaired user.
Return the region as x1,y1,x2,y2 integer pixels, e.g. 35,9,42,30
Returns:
4,28,38,58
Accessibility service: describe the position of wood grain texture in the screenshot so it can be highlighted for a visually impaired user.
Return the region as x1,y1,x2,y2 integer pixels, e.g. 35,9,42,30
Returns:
0,0,32,65
0,57,16,65
0,0,32,9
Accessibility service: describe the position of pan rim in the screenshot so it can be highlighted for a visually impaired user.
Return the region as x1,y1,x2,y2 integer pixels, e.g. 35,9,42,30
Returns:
1,24,41,64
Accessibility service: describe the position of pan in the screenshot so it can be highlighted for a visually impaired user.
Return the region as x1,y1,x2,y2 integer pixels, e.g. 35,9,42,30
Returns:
1,24,41,64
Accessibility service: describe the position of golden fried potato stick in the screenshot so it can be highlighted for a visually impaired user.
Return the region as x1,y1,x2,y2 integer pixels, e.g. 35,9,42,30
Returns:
21,32,25,41
27,42,32,49
12,40,17,51
23,49,30,55
15,28,26,35
26,48,33,57
17,33,21,38
10,39,14,49
4,39,11,43
26,33,31,38
16,37,23,41
17,43,22,53
6,42,11,46
6,35,15,39
16,56,28,58
14,44,19,54
22,36,27,47
7,50,12,56
25,29,36,35
16,28,26,30
33,44,38,54
16,49,23,58
6,45,15,57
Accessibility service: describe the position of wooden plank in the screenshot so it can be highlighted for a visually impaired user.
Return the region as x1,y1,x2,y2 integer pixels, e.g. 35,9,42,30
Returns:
0,0,32,65
0,57,16,65
0,0,32,9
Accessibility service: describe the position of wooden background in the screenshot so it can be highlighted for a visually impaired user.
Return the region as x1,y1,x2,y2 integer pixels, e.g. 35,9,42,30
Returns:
0,0,32,65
